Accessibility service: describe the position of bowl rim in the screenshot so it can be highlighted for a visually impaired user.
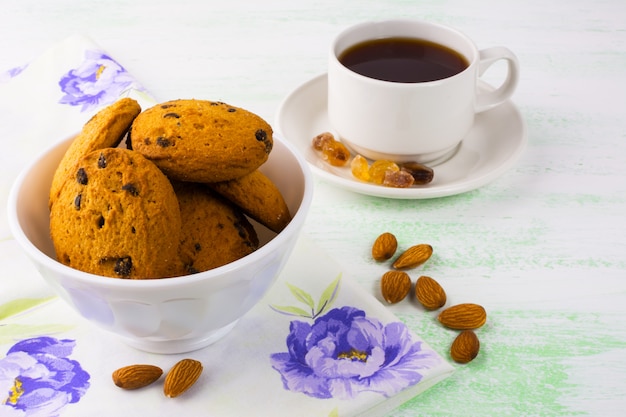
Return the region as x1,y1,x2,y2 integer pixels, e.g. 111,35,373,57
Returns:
7,132,314,289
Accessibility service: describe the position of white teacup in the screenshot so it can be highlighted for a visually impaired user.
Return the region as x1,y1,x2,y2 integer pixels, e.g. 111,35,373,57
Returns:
328,19,520,164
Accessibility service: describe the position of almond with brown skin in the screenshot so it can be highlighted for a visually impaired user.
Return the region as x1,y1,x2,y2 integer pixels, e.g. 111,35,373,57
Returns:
438,303,487,330
371,232,398,261
112,364,163,390
392,244,433,269
163,359,203,398
450,330,480,363
380,270,412,304
415,275,447,310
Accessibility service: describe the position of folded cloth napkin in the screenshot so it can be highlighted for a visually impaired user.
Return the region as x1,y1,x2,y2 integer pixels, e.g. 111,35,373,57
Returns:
0,35,453,417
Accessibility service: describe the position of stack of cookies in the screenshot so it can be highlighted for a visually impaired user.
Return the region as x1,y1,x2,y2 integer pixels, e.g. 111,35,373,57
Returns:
49,98,291,279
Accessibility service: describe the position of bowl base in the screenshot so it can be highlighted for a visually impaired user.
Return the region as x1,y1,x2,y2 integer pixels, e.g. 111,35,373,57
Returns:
117,320,239,354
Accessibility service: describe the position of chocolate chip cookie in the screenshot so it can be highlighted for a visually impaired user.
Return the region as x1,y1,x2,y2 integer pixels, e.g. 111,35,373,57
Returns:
49,147,182,279
49,97,141,207
129,99,273,182
174,181,259,274
208,170,291,233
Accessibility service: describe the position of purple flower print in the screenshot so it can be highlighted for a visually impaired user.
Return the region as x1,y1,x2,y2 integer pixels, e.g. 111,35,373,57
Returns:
0,337,90,416
0,64,27,83
270,306,438,400
59,50,142,111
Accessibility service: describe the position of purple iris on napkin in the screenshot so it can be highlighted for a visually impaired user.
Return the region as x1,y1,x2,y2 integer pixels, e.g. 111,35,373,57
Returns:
58,50,142,112
270,306,436,400
0,337,90,416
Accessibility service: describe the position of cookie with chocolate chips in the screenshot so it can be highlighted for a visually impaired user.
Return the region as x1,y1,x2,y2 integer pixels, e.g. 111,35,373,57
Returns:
49,97,141,208
173,181,258,274
50,147,182,279
129,99,273,182
208,170,292,234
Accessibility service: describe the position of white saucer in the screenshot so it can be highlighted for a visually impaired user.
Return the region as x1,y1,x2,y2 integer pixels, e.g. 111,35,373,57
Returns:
275,74,527,199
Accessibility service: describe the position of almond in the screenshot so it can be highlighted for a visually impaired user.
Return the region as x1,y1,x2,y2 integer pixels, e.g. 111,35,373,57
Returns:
438,303,487,330
380,270,411,304
163,359,203,398
112,364,163,390
371,232,398,261
392,244,433,269
415,275,447,310
450,330,480,363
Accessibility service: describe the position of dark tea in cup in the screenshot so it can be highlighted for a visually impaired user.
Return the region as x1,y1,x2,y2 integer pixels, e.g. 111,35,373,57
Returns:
338,37,469,83
328,19,520,163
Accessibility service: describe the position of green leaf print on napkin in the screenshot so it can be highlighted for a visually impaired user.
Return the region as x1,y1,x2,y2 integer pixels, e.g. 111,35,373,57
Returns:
0,297,55,320
270,273,342,319
0,297,73,345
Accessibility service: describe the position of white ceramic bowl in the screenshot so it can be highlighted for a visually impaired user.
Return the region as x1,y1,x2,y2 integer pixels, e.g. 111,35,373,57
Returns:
7,134,313,354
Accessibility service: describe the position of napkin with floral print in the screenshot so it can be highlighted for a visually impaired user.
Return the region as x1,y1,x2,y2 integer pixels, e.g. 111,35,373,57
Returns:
0,35,453,417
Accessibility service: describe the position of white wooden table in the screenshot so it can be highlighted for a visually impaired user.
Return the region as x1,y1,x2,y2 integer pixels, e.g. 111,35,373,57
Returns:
1,1,625,416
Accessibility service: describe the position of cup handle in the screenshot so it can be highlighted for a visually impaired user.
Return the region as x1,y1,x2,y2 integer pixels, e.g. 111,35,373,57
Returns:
475,46,520,113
